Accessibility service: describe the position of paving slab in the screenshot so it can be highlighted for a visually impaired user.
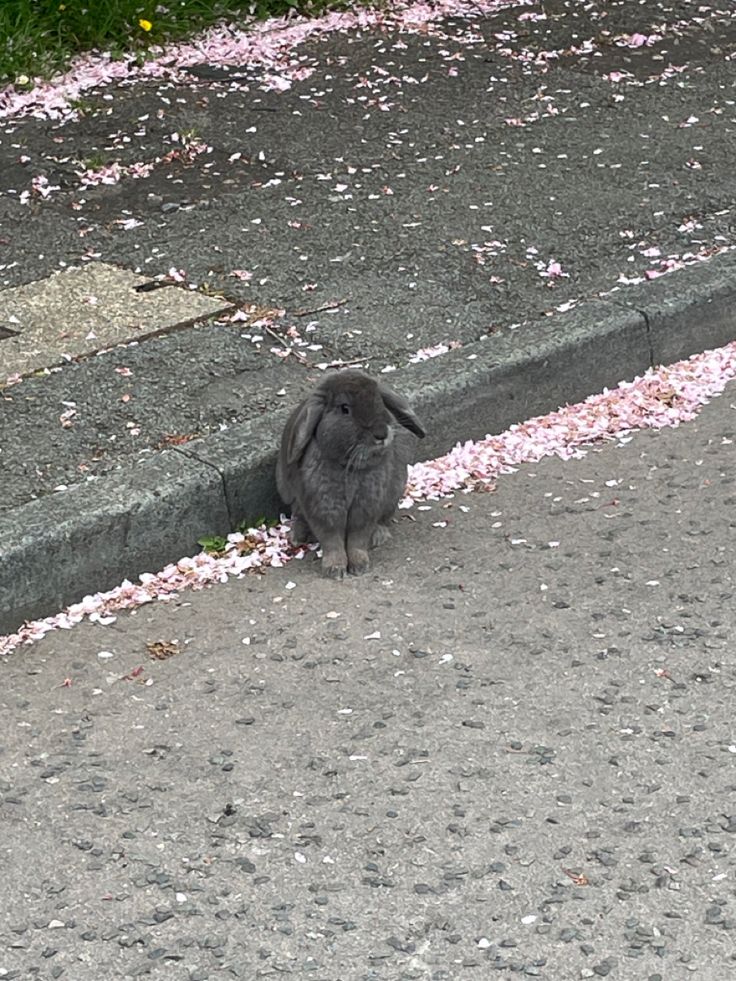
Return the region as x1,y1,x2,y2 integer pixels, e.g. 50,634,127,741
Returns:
0,262,231,378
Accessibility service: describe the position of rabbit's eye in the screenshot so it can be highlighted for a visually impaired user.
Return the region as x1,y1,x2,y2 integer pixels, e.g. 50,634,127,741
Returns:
340,404,351,415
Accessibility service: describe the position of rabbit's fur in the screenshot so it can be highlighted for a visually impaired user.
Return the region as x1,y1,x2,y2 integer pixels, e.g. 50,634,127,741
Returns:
276,369,426,578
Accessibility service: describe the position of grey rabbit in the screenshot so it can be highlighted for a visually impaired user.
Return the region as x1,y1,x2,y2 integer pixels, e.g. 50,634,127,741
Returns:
276,369,426,579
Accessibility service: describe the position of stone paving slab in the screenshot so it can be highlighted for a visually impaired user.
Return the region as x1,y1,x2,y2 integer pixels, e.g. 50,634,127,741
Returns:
0,263,231,378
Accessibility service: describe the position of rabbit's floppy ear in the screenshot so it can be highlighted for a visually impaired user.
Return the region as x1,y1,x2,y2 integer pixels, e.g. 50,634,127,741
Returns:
379,382,426,438
286,393,324,465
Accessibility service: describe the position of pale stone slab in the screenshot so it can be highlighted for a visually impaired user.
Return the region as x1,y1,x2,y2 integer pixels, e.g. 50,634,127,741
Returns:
0,263,231,378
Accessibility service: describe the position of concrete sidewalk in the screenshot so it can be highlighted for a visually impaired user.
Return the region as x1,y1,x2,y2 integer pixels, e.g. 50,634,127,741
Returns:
1,0,736,628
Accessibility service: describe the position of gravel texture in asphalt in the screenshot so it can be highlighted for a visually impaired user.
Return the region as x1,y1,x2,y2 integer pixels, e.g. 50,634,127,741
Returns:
2,379,735,980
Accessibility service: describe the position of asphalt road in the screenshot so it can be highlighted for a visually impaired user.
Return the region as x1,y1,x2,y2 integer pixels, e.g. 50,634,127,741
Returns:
2,380,735,980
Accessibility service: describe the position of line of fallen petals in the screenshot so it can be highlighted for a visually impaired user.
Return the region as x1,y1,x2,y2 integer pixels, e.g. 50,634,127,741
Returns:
0,0,523,122
1,339,735,657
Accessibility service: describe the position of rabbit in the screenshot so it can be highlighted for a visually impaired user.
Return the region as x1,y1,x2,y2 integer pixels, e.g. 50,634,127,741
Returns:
276,369,426,579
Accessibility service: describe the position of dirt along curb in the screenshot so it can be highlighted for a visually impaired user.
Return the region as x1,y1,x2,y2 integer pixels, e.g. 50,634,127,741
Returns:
2,252,736,635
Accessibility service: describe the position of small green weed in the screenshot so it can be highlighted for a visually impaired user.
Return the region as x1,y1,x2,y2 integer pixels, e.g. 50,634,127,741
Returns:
197,534,228,555
236,516,279,534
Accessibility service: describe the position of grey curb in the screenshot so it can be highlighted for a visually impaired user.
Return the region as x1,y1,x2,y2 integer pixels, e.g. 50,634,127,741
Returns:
2,252,735,634
0,451,231,634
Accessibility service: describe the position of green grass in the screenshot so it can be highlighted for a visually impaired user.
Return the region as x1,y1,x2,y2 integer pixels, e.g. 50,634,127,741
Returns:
0,0,359,85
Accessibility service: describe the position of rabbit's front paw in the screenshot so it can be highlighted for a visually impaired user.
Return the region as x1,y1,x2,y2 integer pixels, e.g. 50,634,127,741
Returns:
322,557,348,580
348,548,370,576
320,540,349,580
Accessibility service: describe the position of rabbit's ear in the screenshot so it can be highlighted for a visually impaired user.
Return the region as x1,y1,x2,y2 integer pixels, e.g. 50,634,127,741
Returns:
286,394,324,465
379,383,426,438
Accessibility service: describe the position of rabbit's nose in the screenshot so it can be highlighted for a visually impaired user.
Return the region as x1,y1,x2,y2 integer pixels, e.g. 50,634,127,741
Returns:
373,426,389,442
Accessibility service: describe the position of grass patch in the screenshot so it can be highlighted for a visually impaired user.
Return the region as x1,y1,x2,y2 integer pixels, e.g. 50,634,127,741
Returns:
0,0,359,85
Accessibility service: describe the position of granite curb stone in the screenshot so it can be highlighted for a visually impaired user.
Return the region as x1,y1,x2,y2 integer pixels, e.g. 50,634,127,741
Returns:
0,450,230,633
2,254,735,634
608,250,736,367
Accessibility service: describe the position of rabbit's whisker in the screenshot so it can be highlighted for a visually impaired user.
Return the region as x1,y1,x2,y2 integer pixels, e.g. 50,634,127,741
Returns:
346,442,366,475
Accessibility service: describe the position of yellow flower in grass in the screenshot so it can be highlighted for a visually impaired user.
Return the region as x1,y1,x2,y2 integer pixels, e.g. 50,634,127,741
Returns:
139,18,153,31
